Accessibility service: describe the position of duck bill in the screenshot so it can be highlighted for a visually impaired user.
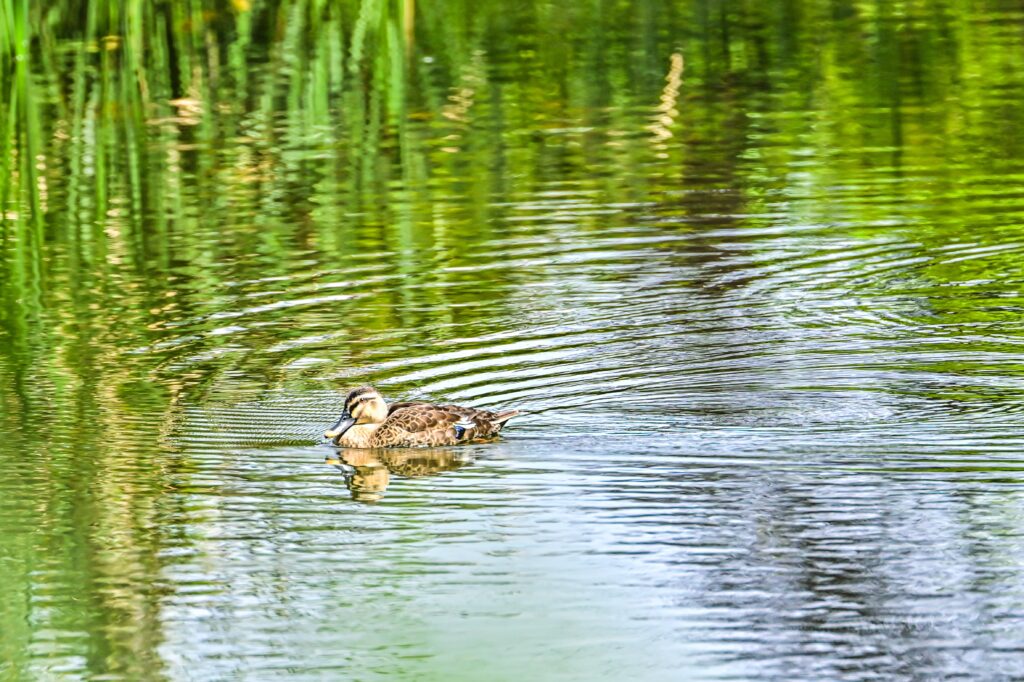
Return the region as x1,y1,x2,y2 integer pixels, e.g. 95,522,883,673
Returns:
324,414,357,444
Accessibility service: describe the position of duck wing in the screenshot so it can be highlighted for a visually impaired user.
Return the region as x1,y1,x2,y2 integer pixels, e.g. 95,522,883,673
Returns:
374,404,518,447
373,405,463,447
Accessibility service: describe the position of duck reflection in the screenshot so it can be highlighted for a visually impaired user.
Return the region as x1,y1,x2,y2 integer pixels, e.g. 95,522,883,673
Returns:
325,448,472,502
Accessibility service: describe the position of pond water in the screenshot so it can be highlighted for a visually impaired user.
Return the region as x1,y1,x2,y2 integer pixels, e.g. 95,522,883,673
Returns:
4,1,1024,679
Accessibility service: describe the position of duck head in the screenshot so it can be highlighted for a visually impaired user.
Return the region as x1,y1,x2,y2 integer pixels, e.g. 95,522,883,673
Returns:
324,386,389,444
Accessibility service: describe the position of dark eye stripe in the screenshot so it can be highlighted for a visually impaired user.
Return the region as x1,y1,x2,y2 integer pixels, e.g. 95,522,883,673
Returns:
346,396,376,411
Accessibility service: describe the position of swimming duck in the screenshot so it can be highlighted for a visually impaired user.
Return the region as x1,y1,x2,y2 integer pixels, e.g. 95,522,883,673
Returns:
324,386,520,448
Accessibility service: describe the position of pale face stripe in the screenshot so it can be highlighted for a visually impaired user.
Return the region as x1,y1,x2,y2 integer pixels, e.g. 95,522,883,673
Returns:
347,394,383,420
345,388,380,411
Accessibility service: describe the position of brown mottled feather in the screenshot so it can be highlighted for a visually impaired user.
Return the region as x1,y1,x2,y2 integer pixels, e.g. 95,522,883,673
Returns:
372,404,518,447
328,387,520,448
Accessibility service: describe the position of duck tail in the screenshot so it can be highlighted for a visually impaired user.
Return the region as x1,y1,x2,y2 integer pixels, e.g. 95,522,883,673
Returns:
491,410,520,427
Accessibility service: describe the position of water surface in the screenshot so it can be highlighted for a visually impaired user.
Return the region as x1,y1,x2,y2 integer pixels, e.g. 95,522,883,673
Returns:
4,1,1024,679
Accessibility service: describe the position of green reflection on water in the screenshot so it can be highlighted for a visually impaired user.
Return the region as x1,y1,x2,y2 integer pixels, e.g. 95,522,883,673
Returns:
4,0,1024,678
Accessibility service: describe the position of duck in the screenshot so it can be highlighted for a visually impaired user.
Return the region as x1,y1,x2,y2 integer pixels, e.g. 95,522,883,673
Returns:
323,386,520,448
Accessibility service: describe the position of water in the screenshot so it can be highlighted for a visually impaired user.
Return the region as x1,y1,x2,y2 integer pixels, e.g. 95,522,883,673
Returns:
4,1,1024,679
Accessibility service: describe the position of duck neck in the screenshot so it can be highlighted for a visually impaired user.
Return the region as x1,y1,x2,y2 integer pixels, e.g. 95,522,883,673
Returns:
337,423,382,448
